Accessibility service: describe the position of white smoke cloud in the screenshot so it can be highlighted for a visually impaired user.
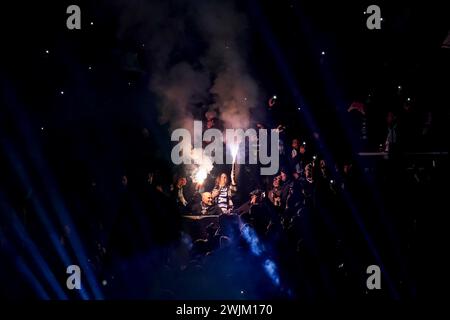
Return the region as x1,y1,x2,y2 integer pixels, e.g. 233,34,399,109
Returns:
110,0,262,178
112,0,261,131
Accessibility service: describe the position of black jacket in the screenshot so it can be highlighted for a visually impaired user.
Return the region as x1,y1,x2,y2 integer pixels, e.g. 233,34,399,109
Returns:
191,202,222,216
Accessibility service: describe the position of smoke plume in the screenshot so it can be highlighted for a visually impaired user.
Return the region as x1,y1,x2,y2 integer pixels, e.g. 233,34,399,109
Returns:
114,0,261,131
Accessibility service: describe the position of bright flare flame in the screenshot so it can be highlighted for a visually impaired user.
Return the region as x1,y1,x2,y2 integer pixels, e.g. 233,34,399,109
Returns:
190,148,213,185
230,143,239,162
194,167,207,184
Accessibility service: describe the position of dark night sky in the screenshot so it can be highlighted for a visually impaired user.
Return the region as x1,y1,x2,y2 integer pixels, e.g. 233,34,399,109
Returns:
1,0,449,189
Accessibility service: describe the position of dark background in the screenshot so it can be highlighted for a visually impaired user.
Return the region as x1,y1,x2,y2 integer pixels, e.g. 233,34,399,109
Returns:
0,0,448,299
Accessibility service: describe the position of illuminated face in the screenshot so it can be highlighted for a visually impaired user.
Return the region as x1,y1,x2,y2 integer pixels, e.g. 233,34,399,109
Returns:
206,119,215,129
273,176,280,188
292,139,300,150
202,192,213,206
299,145,306,154
280,171,287,182
219,173,228,186
178,177,187,187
